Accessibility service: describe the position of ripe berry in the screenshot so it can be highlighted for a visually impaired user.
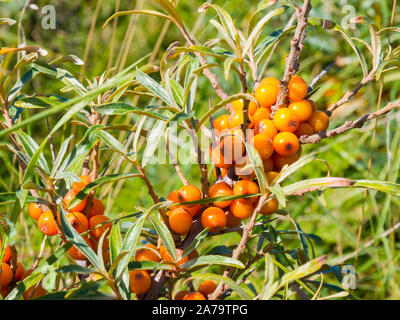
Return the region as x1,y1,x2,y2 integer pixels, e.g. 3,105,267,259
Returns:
63,189,87,212
294,122,314,137
201,207,227,232
28,203,44,221
179,185,202,204
183,292,206,300
261,76,280,87
308,99,318,112
0,263,12,286
198,280,217,296
229,200,254,219
225,210,241,227
209,182,233,208
254,83,279,108
232,99,244,111
273,132,299,156
72,175,91,192
273,108,300,132
235,155,256,180
256,119,278,138
22,283,46,300
169,208,192,235
273,152,300,171
220,135,245,163
162,248,189,270
288,75,308,102
227,112,243,129
265,171,279,184
212,146,232,168
129,270,151,294
251,133,274,161
68,236,91,260
135,244,161,263
233,179,260,204
248,100,259,119
308,111,329,132
14,262,25,281
260,198,279,215
88,215,112,239
65,212,88,234
214,114,230,132
251,108,271,126
88,199,105,219
263,158,274,172
1,243,12,263
174,290,189,300
167,190,180,210
184,204,203,218
38,210,59,236
288,100,313,122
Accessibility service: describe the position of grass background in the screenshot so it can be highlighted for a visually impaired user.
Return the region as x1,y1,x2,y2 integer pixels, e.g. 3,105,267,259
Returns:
0,0,399,299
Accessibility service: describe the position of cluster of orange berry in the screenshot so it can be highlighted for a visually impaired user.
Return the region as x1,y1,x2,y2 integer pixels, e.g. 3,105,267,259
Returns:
174,280,217,300
28,175,111,262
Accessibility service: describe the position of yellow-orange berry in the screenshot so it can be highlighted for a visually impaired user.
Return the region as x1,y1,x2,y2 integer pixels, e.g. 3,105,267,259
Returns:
308,111,329,132
129,270,151,295
235,155,256,180
273,132,299,156
260,198,279,215
68,236,92,260
174,290,189,300
38,210,59,236
288,75,308,102
1,244,12,263
233,179,260,204
63,189,87,212
169,208,192,235
232,99,244,111
14,262,25,282
201,207,227,232
72,175,92,192
198,280,217,296
288,100,313,122
251,108,271,126
28,203,44,221
294,122,314,137
273,108,300,133
65,212,88,234
88,215,112,239
22,283,46,300
263,157,274,172
265,171,279,184
88,198,105,219
227,112,243,129
162,248,189,270
220,135,245,164
0,263,12,287
251,133,274,161
209,182,233,208
254,83,279,108
261,76,280,87
273,152,300,171
229,200,254,219
214,114,230,132
212,146,232,168
135,244,161,263
183,292,206,300
256,119,278,139
225,210,241,227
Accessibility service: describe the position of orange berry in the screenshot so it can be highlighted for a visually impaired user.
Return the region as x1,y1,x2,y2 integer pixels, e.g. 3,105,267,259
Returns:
28,203,44,221
184,204,203,218
68,236,91,260
251,133,274,161
65,212,88,234
220,135,245,163
209,182,233,208
88,215,112,239
162,248,189,270
169,208,192,235
136,244,161,263
288,100,313,122
212,146,232,168
273,108,300,132
260,198,279,215
251,108,271,126
88,199,105,219
233,179,260,204
183,292,206,300
225,210,241,227
72,175,92,192
248,100,259,117
1,244,12,263
308,99,318,112
0,285,10,299
227,112,243,129
263,158,274,172
14,262,24,281
174,290,189,300
167,190,180,210
178,185,202,204
266,171,279,184
129,270,151,294
38,210,59,236
256,119,278,138
232,99,244,111
214,114,230,132
63,189,87,212
23,283,46,300
198,280,217,296
201,207,226,232
254,83,279,108
235,155,256,180
273,132,299,156
308,111,329,132
0,263,12,286
261,76,280,87
294,122,314,137
273,152,300,171
288,75,308,102
229,200,254,219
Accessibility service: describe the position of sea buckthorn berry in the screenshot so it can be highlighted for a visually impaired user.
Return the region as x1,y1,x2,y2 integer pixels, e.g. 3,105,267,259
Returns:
38,210,59,236
201,207,227,232
72,175,91,192
167,190,180,210
1,244,12,263
232,99,244,111
251,133,274,161
178,185,202,205
68,236,92,260
23,283,47,300
14,262,25,282
256,119,278,138
183,292,206,300
260,198,279,215
136,244,161,263
251,107,271,126
265,171,279,184
308,111,329,132
209,182,233,208
0,263,12,287
88,198,105,219
288,75,308,102
263,157,274,172
184,204,203,218
233,179,260,204
212,146,232,168
220,135,245,163
288,100,313,122
162,248,189,269
235,155,256,180
198,280,217,296
227,112,243,129
295,122,314,137
28,203,44,221
229,200,254,219
63,189,87,212
273,132,299,156
254,83,279,108
273,152,300,171
214,114,230,132
225,210,241,227
273,108,300,132
248,100,259,117
0,286,10,299
129,270,151,295
213,167,228,179
88,215,112,239
174,290,189,300
308,99,318,112
169,208,192,235
261,76,280,87
65,212,88,234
